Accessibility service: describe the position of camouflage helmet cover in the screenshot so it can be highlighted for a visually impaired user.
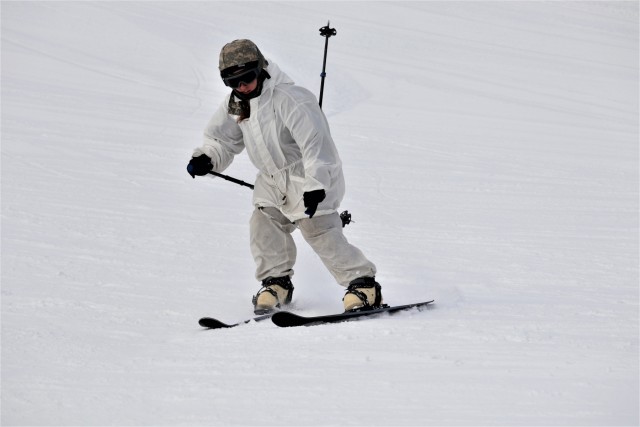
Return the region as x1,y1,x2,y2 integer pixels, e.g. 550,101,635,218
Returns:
218,39,268,73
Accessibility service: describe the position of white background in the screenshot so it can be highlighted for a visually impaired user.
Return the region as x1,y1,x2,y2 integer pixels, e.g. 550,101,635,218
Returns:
2,2,638,425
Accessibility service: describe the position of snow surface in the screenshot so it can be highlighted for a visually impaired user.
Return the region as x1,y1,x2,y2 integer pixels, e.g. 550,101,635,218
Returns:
1,2,638,426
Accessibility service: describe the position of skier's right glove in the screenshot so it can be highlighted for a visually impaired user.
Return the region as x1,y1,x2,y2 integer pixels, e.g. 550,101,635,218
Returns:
187,154,213,178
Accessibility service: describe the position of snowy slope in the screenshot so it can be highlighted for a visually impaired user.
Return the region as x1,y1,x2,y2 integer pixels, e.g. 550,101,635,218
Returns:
1,2,638,425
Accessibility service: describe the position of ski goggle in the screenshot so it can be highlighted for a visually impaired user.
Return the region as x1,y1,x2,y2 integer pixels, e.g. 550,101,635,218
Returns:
222,67,260,88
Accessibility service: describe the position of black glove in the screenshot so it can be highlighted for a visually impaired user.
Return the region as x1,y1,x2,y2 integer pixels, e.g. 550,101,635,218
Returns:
187,154,213,178
303,189,326,218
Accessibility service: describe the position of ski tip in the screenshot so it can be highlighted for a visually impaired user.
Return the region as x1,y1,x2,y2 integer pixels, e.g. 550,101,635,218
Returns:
271,311,304,328
198,317,233,329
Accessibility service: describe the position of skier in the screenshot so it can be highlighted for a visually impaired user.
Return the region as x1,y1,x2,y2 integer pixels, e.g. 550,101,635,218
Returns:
187,39,383,314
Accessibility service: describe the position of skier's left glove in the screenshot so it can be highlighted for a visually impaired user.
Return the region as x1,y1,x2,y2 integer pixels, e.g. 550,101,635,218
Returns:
303,189,326,218
187,154,213,178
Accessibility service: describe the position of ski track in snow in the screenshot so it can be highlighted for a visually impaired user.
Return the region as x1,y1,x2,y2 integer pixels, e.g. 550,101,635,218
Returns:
2,2,638,426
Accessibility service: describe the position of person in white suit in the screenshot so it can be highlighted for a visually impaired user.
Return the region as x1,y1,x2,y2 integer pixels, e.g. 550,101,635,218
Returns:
188,39,383,314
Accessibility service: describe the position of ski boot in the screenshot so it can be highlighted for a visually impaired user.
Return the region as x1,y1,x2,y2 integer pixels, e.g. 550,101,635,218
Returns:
342,277,384,312
252,276,294,315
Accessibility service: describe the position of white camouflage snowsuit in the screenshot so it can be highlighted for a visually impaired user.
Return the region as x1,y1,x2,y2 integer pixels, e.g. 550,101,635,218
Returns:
194,61,376,286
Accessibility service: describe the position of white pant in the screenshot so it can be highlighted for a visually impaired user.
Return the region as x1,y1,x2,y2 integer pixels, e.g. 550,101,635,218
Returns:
249,207,376,286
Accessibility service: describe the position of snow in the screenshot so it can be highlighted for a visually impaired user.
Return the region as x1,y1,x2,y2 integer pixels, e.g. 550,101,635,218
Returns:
1,2,638,425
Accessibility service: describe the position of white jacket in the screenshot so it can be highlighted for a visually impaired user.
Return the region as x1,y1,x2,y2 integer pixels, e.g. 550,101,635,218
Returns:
194,61,345,222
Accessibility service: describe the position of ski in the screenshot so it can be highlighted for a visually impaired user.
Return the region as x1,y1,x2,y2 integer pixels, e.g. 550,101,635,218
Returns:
271,300,435,328
198,313,273,329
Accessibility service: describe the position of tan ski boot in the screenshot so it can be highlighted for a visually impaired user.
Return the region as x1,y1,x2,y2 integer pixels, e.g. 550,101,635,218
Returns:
252,276,294,315
343,277,383,312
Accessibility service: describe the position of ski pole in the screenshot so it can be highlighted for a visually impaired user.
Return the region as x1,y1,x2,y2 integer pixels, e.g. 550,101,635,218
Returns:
318,21,337,110
208,171,254,190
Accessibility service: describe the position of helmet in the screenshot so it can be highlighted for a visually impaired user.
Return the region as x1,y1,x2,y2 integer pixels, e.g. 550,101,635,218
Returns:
219,39,268,77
